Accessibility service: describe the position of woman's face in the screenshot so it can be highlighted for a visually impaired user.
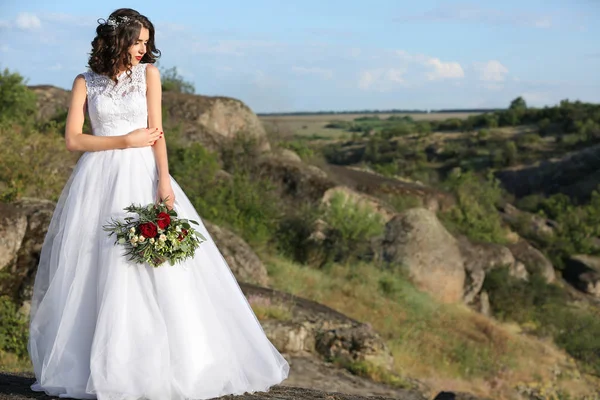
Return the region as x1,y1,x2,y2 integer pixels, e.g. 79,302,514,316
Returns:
128,26,149,66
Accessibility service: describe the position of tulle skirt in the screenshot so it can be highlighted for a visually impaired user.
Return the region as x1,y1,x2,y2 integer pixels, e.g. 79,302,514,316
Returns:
27,146,289,400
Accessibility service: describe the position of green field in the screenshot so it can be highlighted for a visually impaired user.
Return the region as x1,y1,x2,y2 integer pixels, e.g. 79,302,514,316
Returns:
260,112,481,138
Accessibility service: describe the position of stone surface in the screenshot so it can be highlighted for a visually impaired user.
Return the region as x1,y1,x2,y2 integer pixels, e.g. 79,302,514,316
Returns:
564,255,600,297
162,92,271,152
257,154,336,203
381,208,465,303
0,199,55,313
507,239,556,282
204,221,269,286
239,283,395,371
458,237,517,303
494,142,600,201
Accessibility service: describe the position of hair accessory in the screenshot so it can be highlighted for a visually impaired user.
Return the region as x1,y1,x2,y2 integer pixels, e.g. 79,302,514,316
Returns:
97,16,131,30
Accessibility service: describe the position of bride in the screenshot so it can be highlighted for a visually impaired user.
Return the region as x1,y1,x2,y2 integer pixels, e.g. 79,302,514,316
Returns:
27,7,289,400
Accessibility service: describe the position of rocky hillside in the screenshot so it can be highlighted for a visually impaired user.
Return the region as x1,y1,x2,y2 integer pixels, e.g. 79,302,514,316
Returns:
2,85,600,400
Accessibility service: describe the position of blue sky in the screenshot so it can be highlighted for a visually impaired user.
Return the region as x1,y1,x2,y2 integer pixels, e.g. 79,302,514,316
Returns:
0,0,598,113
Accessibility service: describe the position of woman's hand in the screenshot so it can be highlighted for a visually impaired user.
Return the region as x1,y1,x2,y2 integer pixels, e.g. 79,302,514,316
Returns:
126,128,162,148
157,180,175,210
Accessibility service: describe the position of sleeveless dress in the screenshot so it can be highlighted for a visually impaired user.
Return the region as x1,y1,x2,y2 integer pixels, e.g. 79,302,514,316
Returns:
27,63,290,400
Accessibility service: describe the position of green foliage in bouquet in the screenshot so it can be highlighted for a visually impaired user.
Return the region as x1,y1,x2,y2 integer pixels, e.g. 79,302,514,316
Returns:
103,198,206,267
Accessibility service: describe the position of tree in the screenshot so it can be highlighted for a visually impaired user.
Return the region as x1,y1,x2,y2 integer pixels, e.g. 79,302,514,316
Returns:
509,96,527,112
0,68,37,123
160,66,195,94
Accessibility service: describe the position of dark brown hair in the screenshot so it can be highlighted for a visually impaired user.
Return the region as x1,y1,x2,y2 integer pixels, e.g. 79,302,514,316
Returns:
88,8,160,80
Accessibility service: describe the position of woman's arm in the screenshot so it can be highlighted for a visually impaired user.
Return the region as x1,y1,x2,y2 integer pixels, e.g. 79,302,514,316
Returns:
146,64,175,209
65,74,161,152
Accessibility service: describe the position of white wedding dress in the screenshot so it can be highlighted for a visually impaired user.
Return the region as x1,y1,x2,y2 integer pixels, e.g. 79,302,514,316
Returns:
27,63,289,400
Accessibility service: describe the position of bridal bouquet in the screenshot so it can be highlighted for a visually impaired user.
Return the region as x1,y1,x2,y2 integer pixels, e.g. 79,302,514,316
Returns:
103,198,206,267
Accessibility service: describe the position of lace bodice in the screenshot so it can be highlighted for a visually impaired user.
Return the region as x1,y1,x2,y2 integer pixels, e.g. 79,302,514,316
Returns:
82,63,148,137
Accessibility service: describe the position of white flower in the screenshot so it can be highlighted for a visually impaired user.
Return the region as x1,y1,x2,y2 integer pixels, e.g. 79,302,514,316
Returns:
129,227,135,233
130,236,138,243
132,243,138,247
175,226,182,233
149,238,155,244
138,235,146,242
118,238,126,244
159,234,167,242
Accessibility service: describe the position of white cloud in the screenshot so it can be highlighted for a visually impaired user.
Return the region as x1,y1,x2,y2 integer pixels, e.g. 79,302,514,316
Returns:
395,50,464,81
424,58,464,80
474,60,509,82
15,13,41,30
358,68,405,91
292,66,333,80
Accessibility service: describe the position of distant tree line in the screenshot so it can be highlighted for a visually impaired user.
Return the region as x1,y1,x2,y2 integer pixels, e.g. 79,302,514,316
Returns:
257,108,502,117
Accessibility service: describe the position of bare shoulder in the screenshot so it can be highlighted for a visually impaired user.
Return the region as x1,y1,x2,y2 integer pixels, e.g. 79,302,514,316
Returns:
145,64,160,80
71,74,87,92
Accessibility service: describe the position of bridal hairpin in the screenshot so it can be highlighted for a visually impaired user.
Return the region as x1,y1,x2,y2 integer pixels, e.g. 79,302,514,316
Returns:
98,16,131,29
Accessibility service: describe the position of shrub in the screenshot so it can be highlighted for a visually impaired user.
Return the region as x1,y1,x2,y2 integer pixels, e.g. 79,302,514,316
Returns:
160,66,195,94
0,68,37,124
168,142,283,246
0,296,28,359
483,267,600,375
440,170,509,244
0,123,75,202
320,191,385,264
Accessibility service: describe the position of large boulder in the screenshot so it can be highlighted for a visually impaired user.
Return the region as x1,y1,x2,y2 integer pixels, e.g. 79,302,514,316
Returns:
381,208,466,303
29,85,70,121
257,154,336,203
162,92,270,152
203,221,269,286
564,255,600,297
457,237,527,304
507,239,555,282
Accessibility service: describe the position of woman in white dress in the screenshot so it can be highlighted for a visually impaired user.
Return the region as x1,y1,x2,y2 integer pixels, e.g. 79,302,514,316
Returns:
27,7,289,400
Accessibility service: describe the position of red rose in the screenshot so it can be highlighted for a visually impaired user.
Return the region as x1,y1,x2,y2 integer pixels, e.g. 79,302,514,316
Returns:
139,222,158,238
178,228,188,242
156,212,171,229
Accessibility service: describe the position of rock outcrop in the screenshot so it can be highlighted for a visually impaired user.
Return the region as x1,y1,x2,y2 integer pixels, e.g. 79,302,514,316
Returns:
381,208,466,303
0,199,55,313
162,92,271,152
494,142,600,201
29,85,70,121
506,239,556,282
324,165,455,213
564,255,600,297
240,283,395,372
257,154,336,203
203,221,269,286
